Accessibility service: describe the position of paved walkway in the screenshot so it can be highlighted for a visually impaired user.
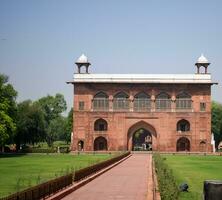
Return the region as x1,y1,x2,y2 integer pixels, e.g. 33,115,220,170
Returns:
62,154,152,200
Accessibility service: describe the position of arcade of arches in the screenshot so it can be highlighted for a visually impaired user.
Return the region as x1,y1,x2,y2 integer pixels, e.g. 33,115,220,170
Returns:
75,118,210,152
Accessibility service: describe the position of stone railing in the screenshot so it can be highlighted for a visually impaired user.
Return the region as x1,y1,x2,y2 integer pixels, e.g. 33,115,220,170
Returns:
92,99,193,112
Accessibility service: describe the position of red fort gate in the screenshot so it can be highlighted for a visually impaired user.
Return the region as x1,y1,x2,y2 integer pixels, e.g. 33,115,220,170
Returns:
68,54,217,152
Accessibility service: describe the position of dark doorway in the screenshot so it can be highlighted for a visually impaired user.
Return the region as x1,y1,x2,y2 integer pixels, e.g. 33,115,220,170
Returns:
94,136,108,151
176,137,190,151
200,141,206,152
132,128,152,151
78,140,84,151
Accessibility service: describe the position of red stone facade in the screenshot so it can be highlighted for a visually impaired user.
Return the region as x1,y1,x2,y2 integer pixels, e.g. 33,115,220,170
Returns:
71,82,213,152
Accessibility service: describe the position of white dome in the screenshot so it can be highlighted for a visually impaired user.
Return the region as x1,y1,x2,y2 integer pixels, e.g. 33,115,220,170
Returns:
76,54,89,63
197,54,209,64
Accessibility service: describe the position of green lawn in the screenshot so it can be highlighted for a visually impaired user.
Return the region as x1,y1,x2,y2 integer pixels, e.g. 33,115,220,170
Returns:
162,155,222,200
0,153,113,198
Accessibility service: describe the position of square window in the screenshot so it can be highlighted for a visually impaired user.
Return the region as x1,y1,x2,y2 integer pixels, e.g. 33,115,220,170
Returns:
200,102,206,111
79,101,84,110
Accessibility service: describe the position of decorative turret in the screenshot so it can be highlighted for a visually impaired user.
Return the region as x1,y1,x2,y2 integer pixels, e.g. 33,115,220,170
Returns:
75,54,91,73
195,54,210,74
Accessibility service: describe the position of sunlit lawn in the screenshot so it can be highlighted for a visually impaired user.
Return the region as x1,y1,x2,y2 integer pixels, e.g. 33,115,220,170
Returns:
162,155,222,200
0,153,113,198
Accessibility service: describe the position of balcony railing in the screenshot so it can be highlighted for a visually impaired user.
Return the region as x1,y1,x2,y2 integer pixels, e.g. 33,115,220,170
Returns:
113,98,130,111
134,99,151,111
93,98,109,111
91,99,194,112
176,99,192,110
155,99,171,110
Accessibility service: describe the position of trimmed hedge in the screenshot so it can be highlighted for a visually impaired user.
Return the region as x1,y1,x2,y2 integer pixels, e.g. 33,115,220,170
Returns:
19,148,56,153
153,154,179,200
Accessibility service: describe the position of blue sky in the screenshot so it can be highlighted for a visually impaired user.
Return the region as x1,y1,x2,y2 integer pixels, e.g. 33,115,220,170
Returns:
0,0,221,113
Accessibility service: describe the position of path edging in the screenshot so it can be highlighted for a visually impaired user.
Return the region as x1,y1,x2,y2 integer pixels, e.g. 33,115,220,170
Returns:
152,155,161,200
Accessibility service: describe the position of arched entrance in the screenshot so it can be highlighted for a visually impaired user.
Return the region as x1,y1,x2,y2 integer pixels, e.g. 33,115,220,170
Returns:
127,121,157,151
199,141,206,152
176,137,190,151
94,136,108,151
77,140,84,151
132,128,152,151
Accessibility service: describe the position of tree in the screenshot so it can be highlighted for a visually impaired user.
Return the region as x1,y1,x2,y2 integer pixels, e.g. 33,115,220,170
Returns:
46,116,66,146
0,74,17,151
64,108,73,144
46,108,73,145
212,101,222,149
15,100,46,150
37,94,67,146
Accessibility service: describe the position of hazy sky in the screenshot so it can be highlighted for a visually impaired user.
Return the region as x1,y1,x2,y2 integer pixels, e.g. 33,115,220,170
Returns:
0,0,221,114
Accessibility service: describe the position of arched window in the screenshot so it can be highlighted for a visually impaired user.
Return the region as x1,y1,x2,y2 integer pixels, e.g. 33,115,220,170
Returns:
155,92,171,110
177,119,190,132
176,92,192,110
93,92,109,111
134,92,151,111
176,137,190,151
113,92,129,111
94,118,108,131
94,136,108,151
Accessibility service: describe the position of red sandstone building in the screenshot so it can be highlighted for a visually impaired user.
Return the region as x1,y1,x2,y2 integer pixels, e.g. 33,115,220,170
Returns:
68,54,217,152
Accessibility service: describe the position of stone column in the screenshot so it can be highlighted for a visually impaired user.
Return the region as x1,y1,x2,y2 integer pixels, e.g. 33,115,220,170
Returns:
129,95,134,112
151,95,155,112
171,95,176,112
109,96,113,111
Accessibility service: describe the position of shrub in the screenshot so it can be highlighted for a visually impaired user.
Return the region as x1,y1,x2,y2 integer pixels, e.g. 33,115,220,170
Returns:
58,147,70,153
153,154,179,200
19,148,56,153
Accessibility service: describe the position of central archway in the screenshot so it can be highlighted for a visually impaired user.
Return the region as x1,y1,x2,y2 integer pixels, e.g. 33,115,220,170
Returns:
132,128,152,151
127,121,157,151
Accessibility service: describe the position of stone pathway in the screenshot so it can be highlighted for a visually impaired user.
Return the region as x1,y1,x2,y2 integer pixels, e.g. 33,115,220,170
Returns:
62,154,152,200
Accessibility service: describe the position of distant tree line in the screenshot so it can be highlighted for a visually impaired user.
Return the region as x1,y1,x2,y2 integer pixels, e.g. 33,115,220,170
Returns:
0,73,72,152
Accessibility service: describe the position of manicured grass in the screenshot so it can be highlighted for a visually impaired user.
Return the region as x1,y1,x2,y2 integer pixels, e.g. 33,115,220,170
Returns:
0,153,113,198
162,155,222,200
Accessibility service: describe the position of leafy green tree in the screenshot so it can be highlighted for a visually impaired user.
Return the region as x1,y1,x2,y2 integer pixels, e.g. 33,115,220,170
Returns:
46,116,66,146
47,108,73,145
0,74,17,151
15,100,46,150
37,94,67,146
64,108,73,144
212,101,222,148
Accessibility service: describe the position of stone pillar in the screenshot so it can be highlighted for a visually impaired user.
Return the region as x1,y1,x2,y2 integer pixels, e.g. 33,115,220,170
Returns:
109,96,113,111
129,95,134,112
151,95,155,112
171,95,176,112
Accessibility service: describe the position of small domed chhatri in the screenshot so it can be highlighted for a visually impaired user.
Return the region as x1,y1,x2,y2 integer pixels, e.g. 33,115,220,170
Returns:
195,54,210,74
76,54,89,64
75,54,91,73
197,54,209,64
